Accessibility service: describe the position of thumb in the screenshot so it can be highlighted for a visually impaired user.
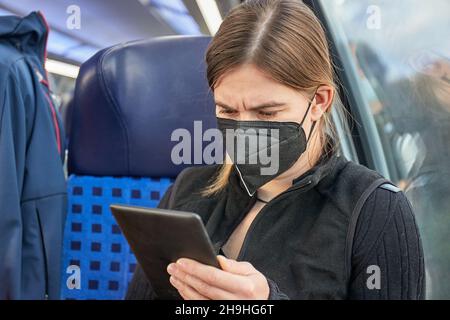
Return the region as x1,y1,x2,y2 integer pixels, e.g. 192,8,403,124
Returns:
217,255,254,275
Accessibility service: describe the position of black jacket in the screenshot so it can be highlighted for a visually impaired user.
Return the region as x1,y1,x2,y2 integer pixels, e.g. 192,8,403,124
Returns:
126,152,425,299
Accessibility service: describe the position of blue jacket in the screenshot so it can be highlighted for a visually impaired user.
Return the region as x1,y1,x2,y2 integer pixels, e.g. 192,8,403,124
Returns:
0,11,66,299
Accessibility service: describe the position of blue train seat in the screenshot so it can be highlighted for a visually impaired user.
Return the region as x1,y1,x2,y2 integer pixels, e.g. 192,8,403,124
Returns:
61,36,216,299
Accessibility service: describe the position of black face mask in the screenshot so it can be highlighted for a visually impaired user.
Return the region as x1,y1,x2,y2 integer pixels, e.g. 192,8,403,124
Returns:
216,94,317,197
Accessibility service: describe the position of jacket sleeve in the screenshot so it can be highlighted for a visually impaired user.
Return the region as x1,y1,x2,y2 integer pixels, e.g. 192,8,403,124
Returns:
267,278,290,300
125,184,174,300
348,187,425,299
0,66,30,298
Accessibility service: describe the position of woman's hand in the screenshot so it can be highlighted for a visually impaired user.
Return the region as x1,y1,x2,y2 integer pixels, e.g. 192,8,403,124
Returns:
167,255,270,300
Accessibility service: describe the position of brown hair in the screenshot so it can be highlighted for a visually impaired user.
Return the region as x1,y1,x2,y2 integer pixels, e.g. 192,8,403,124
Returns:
203,0,344,195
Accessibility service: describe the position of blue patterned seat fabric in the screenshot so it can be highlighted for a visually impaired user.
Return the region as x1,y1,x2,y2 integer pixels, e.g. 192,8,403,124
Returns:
61,175,173,300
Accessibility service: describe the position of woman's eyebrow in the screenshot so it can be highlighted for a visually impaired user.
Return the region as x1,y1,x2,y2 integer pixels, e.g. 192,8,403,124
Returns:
215,100,286,110
248,102,286,110
215,101,236,110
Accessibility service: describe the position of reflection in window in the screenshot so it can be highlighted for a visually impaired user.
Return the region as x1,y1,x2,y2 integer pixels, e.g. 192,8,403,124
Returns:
321,0,450,299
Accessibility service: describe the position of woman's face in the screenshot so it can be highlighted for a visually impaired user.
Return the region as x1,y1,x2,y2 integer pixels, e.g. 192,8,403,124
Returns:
214,63,334,181
214,64,330,132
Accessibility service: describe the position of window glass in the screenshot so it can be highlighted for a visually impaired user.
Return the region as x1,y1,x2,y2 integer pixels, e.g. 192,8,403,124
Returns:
320,0,450,299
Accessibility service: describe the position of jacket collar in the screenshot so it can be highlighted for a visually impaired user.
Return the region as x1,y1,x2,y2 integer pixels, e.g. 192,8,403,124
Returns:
228,142,346,198
291,149,343,189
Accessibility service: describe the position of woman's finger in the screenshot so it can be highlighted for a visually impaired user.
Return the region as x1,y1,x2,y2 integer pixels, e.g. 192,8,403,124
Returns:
217,255,256,275
175,267,236,299
169,275,209,300
174,259,245,293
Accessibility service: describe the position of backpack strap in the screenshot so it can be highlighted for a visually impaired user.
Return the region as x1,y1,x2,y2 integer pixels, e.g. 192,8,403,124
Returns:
344,177,397,280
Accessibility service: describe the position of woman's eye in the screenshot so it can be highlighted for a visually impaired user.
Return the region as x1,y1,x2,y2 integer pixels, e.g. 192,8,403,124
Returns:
218,109,238,116
258,110,278,118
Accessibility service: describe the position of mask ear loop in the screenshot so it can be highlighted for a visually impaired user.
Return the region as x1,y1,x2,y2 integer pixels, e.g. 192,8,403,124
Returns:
306,121,317,143
299,88,319,143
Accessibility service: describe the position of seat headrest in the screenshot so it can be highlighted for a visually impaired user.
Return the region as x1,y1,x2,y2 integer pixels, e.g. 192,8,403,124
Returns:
68,36,217,178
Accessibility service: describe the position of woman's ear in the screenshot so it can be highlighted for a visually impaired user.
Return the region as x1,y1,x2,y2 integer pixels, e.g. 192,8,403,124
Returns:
310,86,334,121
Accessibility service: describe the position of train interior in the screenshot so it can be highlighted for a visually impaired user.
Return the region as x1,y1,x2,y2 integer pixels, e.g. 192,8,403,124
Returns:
0,0,449,299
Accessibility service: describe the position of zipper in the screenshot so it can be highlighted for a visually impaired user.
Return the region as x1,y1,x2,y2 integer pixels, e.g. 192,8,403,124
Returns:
43,91,62,155
219,195,257,252
235,179,314,261
36,207,50,298
36,11,62,156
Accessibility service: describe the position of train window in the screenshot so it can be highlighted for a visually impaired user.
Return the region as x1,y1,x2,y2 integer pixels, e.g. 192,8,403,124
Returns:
320,0,450,299
331,103,359,163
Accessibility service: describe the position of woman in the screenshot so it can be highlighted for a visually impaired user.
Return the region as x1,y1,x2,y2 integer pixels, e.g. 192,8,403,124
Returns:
127,0,424,300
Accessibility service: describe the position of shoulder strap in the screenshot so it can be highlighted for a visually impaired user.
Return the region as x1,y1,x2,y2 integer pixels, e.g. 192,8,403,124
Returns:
344,177,392,280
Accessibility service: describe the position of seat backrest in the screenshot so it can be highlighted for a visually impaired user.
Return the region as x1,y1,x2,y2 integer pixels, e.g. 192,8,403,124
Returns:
61,36,216,300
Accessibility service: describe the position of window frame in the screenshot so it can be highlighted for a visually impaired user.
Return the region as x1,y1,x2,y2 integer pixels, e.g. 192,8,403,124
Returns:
304,0,391,178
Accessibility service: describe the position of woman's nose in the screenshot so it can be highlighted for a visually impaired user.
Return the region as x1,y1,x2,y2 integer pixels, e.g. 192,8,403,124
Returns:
238,111,257,121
